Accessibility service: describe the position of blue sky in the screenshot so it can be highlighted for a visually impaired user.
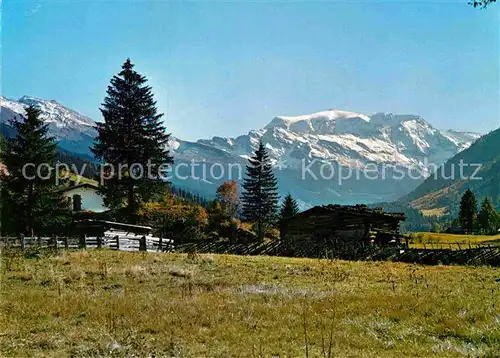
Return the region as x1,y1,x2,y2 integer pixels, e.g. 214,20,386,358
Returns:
3,0,499,141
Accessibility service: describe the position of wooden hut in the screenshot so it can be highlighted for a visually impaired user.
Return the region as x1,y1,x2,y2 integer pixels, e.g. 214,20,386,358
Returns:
280,204,405,250
74,220,174,252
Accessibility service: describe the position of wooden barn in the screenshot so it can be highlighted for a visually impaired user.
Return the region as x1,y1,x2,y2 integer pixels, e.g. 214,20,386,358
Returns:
73,220,174,252
280,204,405,250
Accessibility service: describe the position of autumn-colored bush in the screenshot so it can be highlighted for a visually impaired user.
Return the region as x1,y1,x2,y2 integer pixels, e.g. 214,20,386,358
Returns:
139,193,209,243
215,180,240,218
266,228,280,241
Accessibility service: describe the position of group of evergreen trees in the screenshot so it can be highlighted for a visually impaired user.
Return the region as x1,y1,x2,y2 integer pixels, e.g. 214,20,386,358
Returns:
458,189,500,234
240,141,300,240
1,59,174,236
170,186,210,208
0,58,301,240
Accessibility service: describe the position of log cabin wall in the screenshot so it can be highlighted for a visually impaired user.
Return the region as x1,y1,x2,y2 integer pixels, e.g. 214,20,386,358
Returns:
281,205,405,250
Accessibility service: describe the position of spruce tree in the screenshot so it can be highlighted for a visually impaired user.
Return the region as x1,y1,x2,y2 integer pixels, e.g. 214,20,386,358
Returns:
278,193,299,243
478,197,499,235
279,193,300,222
458,189,477,234
241,141,279,240
0,105,69,236
91,59,173,222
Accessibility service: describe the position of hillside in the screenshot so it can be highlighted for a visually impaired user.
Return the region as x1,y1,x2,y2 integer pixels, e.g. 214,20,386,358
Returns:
401,128,500,215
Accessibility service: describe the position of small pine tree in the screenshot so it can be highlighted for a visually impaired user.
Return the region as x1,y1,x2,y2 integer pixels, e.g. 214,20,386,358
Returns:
91,59,173,223
241,142,279,241
458,189,477,234
279,193,300,222
0,105,70,236
478,197,499,235
278,193,299,243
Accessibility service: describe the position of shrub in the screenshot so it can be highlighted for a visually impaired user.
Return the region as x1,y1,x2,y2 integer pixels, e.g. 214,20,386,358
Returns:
138,195,209,243
266,228,280,241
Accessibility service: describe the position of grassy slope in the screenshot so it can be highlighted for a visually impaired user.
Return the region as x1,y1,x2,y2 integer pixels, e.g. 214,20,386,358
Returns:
420,207,449,217
1,250,500,357
408,232,500,249
65,171,98,186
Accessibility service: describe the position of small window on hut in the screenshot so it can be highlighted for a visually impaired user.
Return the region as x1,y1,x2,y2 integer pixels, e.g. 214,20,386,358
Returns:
72,194,82,211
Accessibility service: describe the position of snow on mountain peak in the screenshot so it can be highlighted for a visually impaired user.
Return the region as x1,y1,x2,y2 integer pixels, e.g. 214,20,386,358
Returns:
1,95,98,155
0,96,97,131
16,96,97,129
275,109,370,123
1,96,27,115
183,107,481,176
266,109,371,135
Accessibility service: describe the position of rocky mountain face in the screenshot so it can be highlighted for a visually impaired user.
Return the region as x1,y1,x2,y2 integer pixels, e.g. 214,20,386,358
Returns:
0,96,97,155
0,96,481,206
170,110,480,206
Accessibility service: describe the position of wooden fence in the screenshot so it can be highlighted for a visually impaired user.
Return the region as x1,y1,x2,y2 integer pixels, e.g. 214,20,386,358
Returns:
3,235,500,266
176,240,500,267
0,235,174,253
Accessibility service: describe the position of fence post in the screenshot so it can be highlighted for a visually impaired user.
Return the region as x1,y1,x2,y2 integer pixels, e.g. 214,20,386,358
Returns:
51,235,58,250
64,237,69,249
20,234,25,250
115,235,120,251
79,235,87,249
97,236,102,249
159,236,163,252
139,236,147,252
37,236,42,247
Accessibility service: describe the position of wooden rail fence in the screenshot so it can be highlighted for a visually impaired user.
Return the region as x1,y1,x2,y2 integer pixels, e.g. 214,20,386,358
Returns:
3,236,500,266
176,240,500,267
1,235,174,253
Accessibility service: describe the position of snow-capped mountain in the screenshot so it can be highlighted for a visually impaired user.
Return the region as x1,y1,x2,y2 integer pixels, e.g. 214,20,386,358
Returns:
0,96,481,205
171,110,481,205
194,111,479,171
0,96,97,154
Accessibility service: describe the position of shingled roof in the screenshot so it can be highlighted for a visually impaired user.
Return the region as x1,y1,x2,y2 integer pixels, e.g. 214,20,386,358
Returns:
290,204,405,221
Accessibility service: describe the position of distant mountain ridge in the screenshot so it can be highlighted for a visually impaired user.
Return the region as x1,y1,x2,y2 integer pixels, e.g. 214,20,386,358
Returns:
0,95,482,206
0,96,97,155
400,127,500,215
170,110,481,205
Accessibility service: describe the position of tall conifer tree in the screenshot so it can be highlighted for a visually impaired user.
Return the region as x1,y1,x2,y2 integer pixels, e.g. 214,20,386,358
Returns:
478,197,499,234
458,189,477,234
91,59,173,222
241,142,279,240
1,105,69,236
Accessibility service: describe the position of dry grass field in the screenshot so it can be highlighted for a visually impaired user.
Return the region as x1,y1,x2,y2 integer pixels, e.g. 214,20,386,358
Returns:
1,249,500,357
408,232,500,250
